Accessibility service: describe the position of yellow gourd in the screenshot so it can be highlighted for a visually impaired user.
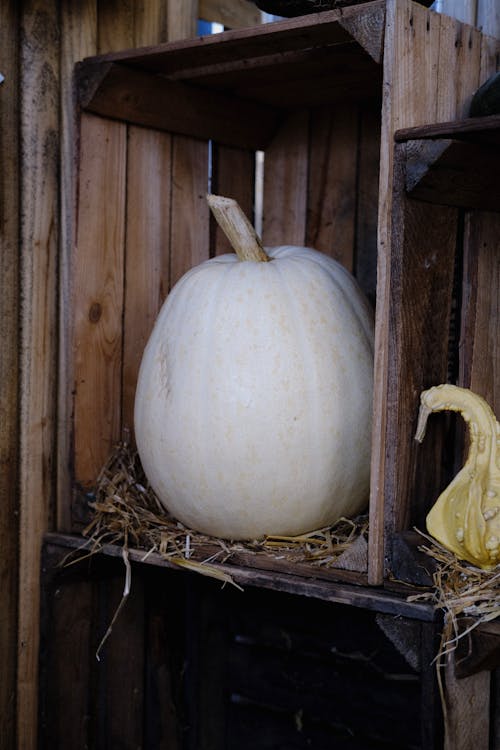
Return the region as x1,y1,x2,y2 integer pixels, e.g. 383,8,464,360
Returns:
415,384,500,569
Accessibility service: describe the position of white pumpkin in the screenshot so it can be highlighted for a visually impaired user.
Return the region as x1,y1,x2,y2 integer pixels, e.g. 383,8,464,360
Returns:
134,196,374,540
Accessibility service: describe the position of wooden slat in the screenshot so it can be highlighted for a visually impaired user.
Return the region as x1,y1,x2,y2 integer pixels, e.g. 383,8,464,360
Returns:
355,105,380,304
306,104,359,271
77,61,281,151
212,144,256,255
443,653,491,750
17,2,60,746
437,13,482,121
169,135,210,286
395,113,500,144
43,533,438,621
40,573,93,749
405,138,500,211
167,0,198,40
80,3,384,75
0,2,20,746
383,144,458,536
369,0,486,583
460,211,500,415
122,127,172,435
58,0,98,531
73,113,127,487
99,577,145,748
199,0,262,28
262,110,309,246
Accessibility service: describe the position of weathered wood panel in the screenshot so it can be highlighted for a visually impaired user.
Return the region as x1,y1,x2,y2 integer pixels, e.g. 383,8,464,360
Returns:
306,105,359,271
122,127,172,434
73,113,127,486
262,110,309,246
0,3,20,747
18,2,60,746
212,144,256,255
169,135,211,286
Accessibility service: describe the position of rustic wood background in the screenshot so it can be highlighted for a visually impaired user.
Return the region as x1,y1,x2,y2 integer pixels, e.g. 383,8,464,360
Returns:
0,1,499,748
0,3,262,748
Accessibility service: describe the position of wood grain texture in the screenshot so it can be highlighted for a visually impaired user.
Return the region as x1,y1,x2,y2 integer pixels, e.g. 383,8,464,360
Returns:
77,61,281,150
369,0,488,583
306,105,359,271
0,3,20,747
18,2,60,746
262,110,309,246
123,127,172,434
169,135,210,286
73,113,127,487
199,0,262,27
167,0,198,40
58,0,98,531
212,144,256,255
460,211,500,415
443,653,491,750
355,106,380,304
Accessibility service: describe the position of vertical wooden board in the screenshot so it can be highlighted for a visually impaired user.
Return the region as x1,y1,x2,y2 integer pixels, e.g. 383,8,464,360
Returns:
479,32,500,83
199,0,262,28
443,654,491,750
262,110,309,247
437,14,482,121
460,211,500,416
167,0,198,41
383,148,458,539
97,576,145,749
40,574,93,749
169,135,210,286
18,2,60,746
0,3,19,745
58,0,98,532
74,113,127,487
212,144,255,255
306,105,359,272
98,0,170,52
355,106,381,305
122,127,172,434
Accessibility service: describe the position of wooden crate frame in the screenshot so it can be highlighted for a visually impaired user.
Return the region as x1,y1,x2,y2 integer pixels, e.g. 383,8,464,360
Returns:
59,0,500,589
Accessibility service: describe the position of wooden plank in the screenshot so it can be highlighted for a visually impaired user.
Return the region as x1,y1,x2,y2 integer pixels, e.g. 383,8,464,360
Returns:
212,144,255,255
40,572,93,749
443,653,491,750
355,105,380,304
384,143,457,537
58,0,98,532
43,533,438,621
98,576,145,749
169,135,210,286
0,3,20,746
437,13,482,121
81,3,384,74
370,0,485,583
405,138,500,211
167,0,198,41
77,61,281,151
338,0,386,63
199,0,262,28
306,105,359,271
460,211,500,415
122,127,172,436
73,113,127,487
17,2,60,746
395,113,500,144
262,110,309,246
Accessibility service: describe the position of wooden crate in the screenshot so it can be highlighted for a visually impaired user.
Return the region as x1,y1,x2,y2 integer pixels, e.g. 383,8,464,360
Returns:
59,0,500,591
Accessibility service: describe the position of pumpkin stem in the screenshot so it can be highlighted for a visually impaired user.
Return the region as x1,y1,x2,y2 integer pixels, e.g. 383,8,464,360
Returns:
207,193,271,262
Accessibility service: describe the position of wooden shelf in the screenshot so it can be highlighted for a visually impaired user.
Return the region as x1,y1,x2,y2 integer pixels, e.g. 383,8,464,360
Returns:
43,532,436,621
395,116,500,211
76,2,383,149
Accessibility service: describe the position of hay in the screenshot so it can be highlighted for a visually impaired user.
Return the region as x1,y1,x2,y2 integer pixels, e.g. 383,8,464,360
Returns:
78,439,369,581
407,529,500,660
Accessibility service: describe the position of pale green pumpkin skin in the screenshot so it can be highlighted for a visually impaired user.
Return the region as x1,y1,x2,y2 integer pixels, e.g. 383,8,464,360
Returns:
134,245,374,540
